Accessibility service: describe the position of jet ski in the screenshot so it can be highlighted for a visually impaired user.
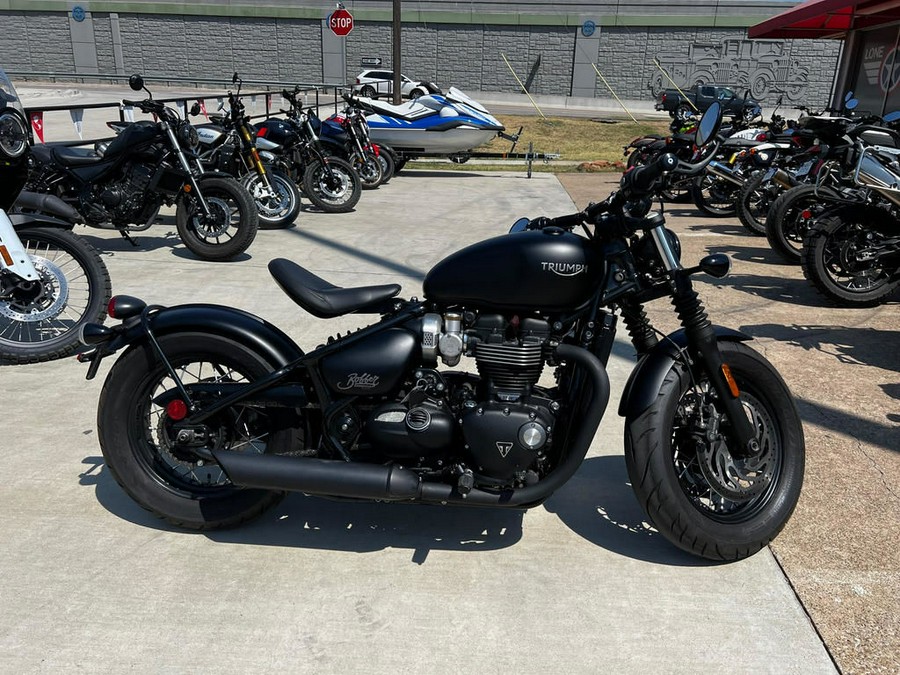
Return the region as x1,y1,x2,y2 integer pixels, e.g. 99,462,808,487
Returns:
351,87,507,155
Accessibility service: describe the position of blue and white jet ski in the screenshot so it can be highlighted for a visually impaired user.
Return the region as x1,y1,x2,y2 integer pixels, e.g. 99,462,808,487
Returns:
352,87,508,155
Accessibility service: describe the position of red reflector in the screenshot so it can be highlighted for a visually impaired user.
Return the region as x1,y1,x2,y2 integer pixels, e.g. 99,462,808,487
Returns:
107,297,118,319
166,400,188,421
801,209,812,219
756,133,768,141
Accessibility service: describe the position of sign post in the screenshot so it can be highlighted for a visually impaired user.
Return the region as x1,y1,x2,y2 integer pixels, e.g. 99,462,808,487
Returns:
329,7,354,36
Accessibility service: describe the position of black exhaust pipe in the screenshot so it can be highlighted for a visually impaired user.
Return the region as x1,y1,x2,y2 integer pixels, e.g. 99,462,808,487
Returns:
213,343,610,507
214,452,421,500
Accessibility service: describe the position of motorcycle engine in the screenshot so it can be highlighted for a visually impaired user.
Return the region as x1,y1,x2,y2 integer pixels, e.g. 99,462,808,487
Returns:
363,313,557,487
81,163,154,224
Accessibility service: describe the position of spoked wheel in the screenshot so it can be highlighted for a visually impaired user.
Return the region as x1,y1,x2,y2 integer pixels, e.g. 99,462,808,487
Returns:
302,157,362,213
801,212,900,307
97,333,303,530
625,341,804,561
0,227,110,364
691,173,738,216
765,184,836,264
737,171,782,235
176,176,258,260
659,174,693,203
242,170,301,229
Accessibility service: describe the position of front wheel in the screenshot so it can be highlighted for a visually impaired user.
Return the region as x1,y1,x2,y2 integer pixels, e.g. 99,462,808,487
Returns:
737,171,781,236
97,333,302,530
0,227,111,364
242,170,301,230
691,173,738,216
624,341,805,561
176,176,258,261
302,157,362,213
352,150,385,189
765,184,837,264
801,212,900,307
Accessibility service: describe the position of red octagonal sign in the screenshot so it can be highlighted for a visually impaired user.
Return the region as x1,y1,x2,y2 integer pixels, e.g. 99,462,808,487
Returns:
329,8,353,36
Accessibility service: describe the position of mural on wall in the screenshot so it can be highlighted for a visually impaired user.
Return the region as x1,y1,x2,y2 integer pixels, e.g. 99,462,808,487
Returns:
648,38,810,101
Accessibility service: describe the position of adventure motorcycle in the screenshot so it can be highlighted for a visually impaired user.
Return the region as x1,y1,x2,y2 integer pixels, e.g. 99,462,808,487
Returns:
27,75,258,261
255,88,362,213
0,67,111,363
77,103,805,562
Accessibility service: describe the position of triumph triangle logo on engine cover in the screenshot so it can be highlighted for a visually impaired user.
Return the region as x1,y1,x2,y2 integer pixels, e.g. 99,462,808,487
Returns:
496,441,514,458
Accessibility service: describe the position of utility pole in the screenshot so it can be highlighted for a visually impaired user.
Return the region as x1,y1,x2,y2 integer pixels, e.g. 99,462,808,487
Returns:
392,0,401,104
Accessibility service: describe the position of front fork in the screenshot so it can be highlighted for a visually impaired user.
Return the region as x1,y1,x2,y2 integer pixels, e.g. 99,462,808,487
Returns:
164,123,211,216
651,224,760,458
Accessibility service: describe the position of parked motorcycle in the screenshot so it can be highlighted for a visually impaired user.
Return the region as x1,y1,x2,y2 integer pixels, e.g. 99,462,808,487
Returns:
77,102,805,562
255,88,362,213
193,73,301,229
801,136,900,306
27,75,258,261
0,67,111,363
315,98,390,189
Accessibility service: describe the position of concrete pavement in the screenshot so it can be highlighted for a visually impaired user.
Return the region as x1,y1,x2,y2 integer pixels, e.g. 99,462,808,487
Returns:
0,164,836,672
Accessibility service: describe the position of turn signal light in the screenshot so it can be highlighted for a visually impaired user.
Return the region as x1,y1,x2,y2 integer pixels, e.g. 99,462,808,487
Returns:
108,295,147,320
721,364,741,398
0,245,12,266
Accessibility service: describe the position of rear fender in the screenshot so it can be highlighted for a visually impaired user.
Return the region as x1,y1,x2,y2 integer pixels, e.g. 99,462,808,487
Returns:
122,304,305,369
618,326,752,420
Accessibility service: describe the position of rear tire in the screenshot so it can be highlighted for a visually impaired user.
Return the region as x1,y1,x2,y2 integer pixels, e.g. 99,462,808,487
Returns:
801,212,900,307
625,342,805,561
737,171,779,235
97,333,301,530
765,184,836,264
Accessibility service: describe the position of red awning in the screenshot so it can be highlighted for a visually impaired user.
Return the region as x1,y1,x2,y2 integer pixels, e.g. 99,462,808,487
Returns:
749,0,900,39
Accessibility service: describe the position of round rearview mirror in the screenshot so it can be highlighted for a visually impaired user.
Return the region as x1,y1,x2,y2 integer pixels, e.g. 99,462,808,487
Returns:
695,101,723,147
509,217,530,234
232,72,239,85
128,74,144,92
190,102,201,117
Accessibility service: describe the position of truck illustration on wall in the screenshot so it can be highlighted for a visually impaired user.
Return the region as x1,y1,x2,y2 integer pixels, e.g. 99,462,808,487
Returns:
648,38,810,102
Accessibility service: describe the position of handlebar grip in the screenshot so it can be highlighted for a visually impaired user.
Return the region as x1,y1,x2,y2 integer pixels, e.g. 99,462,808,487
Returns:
625,153,678,195
548,212,585,229
122,99,141,107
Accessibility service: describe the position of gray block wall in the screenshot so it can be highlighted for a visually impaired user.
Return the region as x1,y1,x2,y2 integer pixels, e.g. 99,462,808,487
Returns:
0,7,839,108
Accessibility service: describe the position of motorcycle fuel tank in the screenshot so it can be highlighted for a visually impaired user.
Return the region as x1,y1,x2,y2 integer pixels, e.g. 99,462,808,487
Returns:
104,121,161,158
254,119,298,148
423,229,602,312
321,328,417,396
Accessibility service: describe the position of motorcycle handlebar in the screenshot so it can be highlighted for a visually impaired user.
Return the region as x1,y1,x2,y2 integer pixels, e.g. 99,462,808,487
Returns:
622,153,678,197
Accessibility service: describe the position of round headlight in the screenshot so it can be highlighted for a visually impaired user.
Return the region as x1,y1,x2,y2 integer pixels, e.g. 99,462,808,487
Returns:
178,121,199,149
0,110,28,159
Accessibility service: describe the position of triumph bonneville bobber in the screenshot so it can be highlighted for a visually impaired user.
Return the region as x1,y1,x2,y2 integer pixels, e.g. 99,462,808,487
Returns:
78,102,804,562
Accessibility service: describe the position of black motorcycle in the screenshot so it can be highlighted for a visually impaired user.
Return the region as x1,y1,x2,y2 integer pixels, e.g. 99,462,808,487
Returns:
77,102,805,562
254,88,362,213
27,75,258,262
0,67,111,364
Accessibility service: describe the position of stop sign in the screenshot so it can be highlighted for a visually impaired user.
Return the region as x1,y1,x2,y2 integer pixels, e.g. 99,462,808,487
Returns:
329,8,353,36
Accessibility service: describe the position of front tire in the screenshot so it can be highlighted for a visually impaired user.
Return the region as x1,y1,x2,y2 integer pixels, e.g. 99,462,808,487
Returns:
97,333,301,530
737,171,780,235
691,173,738,217
302,157,362,213
242,170,301,230
176,176,258,260
625,342,805,561
352,150,385,189
0,227,110,364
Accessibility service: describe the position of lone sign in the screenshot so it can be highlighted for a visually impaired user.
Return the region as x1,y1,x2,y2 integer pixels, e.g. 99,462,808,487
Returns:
329,8,354,36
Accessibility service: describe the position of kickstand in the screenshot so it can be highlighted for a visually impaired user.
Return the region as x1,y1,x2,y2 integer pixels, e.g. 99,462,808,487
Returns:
119,230,140,247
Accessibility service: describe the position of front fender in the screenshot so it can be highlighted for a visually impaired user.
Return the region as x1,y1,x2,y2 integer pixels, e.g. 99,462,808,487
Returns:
618,326,752,420
125,304,305,368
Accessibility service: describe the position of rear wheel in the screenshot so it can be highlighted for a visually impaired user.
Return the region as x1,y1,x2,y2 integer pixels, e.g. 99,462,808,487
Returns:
97,333,302,530
691,173,738,216
737,171,781,235
176,176,258,261
625,342,805,561
376,149,395,184
801,212,900,307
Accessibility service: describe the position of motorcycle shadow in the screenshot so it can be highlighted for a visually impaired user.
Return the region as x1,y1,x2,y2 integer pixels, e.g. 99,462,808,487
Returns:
81,454,710,565
706,271,830,307
704,241,794,265
78,227,252,262
545,456,716,567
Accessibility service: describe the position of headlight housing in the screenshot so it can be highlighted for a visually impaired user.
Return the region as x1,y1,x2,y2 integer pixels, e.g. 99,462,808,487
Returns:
177,120,199,149
0,109,28,159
